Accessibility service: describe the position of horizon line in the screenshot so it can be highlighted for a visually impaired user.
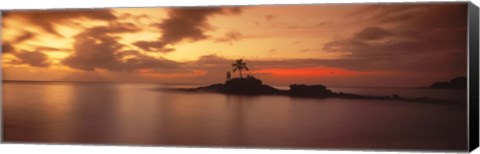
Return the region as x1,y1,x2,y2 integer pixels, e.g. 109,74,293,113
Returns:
1,79,430,89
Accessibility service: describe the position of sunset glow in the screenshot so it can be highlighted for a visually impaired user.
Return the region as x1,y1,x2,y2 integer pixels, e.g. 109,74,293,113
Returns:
1,3,471,149
1,3,467,87
252,67,388,77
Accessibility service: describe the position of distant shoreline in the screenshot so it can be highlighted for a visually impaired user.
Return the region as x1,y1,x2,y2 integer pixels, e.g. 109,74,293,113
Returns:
171,77,461,104
2,79,467,90
2,78,463,104
1,79,199,86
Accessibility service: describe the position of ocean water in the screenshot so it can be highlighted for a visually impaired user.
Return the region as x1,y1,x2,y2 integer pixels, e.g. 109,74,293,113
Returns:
2,81,467,150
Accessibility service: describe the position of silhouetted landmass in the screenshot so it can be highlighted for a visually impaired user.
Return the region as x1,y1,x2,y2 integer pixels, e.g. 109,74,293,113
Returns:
428,77,467,89
186,77,286,95
177,76,456,104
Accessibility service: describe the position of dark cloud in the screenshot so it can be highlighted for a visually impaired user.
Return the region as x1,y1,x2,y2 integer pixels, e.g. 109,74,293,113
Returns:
2,42,15,53
265,14,276,21
134,7,242,51
348,4,418,23
13,31,35,43
2,31,37,54
2,31,50,67
122,14,152,25
159,48,176,53
196,54,229,64
87,22,140,34
353,27,393,40
133,41,168,52
3,9,116,36
34,46,70,52
120,50,179,72
350,3,466,26
10,50,50,67
62,28,123,71
1,29,82,68
323,4,467,73
63,24,178,72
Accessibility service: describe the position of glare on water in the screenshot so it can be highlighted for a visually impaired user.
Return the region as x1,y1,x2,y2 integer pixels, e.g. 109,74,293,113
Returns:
2,82,467,150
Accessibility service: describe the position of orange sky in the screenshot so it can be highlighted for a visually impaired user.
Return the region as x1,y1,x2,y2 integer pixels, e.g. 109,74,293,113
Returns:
1,3,468,87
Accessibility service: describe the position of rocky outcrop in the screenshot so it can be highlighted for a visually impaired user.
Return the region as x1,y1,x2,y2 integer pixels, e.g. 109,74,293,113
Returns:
428,77,466,89
191,77,286,95
177,76,455,104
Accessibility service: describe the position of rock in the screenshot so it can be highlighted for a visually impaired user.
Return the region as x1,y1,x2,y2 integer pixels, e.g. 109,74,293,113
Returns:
193,76,285,95
428,77,466,89
178,76,456,104
288,84,334,98
392,94,400,100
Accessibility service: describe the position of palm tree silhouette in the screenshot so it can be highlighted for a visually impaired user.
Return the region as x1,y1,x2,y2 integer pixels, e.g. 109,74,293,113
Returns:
232,59,249,78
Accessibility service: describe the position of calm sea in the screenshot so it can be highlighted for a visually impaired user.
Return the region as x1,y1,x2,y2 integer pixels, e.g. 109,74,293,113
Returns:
2,81,467,150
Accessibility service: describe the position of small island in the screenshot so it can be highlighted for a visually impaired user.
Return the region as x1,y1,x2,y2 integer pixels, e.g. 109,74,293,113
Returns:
173,59,457,104
427,77,467,89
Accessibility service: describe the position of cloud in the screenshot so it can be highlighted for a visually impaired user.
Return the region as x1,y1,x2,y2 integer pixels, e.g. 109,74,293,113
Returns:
62,23,178,72
215,31,243,44
182,55,363,74
3,9,116,36
2,31,51,67
2,42,15,53
86,22,141,34
154,55,391,85
13,31,35,43
265,14,276,21
347,4,418,23
75,53,433,86
350,4,466,26
2,31,37,54
195,54,229,65
186,55,365,76
34,46,70,52
120,50,179,72
133,7,242,52
133,41,168,52
10,50,51,67
323,4,467,73
353,27,392,40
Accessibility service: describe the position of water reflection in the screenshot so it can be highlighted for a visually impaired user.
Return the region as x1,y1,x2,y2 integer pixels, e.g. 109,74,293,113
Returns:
225,95,251,145
3,82,467,150
66,83,119,143
3,82,76,142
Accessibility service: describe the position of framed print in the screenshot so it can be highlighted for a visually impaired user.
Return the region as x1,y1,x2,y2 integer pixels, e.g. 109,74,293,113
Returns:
1,1,479,152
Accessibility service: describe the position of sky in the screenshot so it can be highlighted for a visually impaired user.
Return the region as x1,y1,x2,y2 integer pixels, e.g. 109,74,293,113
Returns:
1,3,468,87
